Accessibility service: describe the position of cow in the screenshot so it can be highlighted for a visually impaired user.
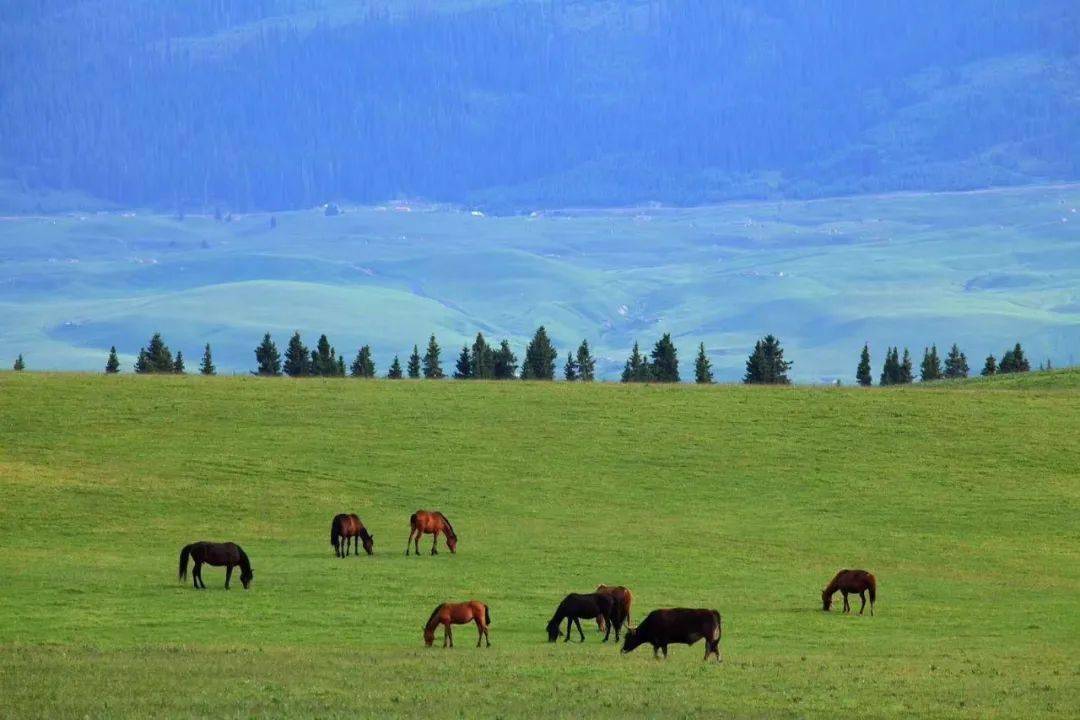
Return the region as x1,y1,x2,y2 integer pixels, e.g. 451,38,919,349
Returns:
621,608,722,662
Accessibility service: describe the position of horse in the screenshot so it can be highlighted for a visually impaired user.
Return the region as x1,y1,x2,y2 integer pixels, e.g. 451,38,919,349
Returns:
178,541,253,590
423,600,491,648
405,510,457,555
822,569,877,615
330,513,374,557
546,593,616,643
594,584,633,640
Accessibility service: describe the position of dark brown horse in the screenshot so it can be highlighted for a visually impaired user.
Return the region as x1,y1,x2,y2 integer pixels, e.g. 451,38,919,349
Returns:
331,513,374,557
178,541,253,590
595,584,634,639
822,569,877,615
423,600,491,647
547,593,616,642
405,510,457,555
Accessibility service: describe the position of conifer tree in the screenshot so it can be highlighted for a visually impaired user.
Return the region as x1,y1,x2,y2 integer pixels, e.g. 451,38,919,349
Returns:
423,335,443,379
136,333,174,373
563,352,578,380
283,331,310,377
920,344,942,382
575,340,596,381
336,355,346,377
694,342,713,384
621,341,646,382
173,350,186,374
899,348,914,384
470,333,495,379
493,339,518,379
254,332,282,376
520,326,557,380
743,334,791,384
105,346,121,374
856,343,872,386
310,334,336,376
650,333,680,382
13,354,25,371
350,345,375,378
999,342,1030,374
387,355,403,379
199,344,215,375
454,345,473,379
407,345,421,378
943,343,968,379
135,349,150,373
879,346,897,386
981,354,997,376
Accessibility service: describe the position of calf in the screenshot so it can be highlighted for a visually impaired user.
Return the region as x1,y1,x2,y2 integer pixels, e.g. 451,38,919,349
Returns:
621,608,722,661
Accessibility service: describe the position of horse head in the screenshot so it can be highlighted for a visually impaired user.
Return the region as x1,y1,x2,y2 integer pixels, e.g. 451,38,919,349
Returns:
423,625,436,646
241,568,254,589
361,532,374,556
821,588,832,611
546,618,561,642
446,533,457,554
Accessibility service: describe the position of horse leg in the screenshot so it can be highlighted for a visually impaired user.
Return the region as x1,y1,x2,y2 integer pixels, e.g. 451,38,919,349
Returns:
653,644,660,659
575,617,585,642
446,624,454,648
842,591,850,613
602,614,612,643
225,565,233,590
431,530,439,555
192,560,200,589
415,531,421,556
405,529,411,556
661,645,668,659
858,591,867,615
564,618,572,642
476,619,484,648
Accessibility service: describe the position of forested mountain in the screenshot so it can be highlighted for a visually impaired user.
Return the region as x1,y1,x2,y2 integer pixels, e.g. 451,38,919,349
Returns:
1,0,1078,212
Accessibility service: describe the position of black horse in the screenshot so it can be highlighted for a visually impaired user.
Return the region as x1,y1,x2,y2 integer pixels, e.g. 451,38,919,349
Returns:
178,541,253,589
546,593,616,642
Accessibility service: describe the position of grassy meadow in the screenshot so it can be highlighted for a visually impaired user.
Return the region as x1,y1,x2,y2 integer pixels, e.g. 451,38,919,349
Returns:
0,371,1078,718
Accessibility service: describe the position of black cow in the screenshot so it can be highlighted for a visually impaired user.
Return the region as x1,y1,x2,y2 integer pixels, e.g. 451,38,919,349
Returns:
621,608,722,661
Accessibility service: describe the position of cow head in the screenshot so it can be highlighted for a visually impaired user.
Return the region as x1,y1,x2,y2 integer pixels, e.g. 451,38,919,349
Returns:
621,627,644,654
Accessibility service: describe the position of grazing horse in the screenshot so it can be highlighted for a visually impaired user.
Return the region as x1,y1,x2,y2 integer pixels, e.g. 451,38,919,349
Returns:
423,600,491,648
822,569,877,615
330,513,374,557
178,541,253,590
405,510,457,555
546,593,616,643
594,584,634,640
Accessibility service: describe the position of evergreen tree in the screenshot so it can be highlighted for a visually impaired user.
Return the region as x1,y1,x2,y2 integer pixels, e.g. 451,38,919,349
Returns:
520,326,557,380
105,346,121,374
856,343,872,386
253,332,282,376
743,334,791,384
135,333,174,373
350,345,375,378
694,342,714,384
621,341,646,382
899,348,914,384
920,344,942,382
387,355,403,379
575,340,596,382
493,340,518,379
879,346,897,386
943,343,968,379
470,333,495,379
310,334,337,376
650,333,680,382
283,331,310,377
423,335,444,379
563,352,578,380
173,350,186,374
199,343,215,375
999,342,1030,374
13,354,25,371
981,354,997,376
407,345,421,378
336,355,346,377
454,345,473,379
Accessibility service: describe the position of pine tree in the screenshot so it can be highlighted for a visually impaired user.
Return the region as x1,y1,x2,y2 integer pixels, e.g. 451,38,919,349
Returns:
135,333,173,373
387,355,403,379
454,345,473,379
999,342,1030,374
105,346,121,374
621,341,646,382
310,334,336,376
943,343,968,379
199,344,215,375
694,342,713,384
898,348,914,384
336,355,346,377
743,334,791,384
407,345,421,378
575,340,596,381
981,354,997,376
423,335,443,379
254,332,282,376
563,351,578,380
283,331,310,377
650,333,680,382
470,333,495,379
173,350,186,374
856,343,872,386
920,344,941,382
879,347,896,386
13,354,25,371
493,339,518,379
520,326,557,380
350,345,375,378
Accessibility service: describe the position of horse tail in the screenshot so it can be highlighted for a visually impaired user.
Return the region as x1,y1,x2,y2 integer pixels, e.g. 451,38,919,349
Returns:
868,573,877,603
485,604,492,626
237,545,251,575
330,515,341,548
178,544,192,581
409,512,418,529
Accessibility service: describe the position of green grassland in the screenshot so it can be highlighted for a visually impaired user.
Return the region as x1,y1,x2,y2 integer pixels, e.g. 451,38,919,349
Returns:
0,371,1077,718
2,184,1079,381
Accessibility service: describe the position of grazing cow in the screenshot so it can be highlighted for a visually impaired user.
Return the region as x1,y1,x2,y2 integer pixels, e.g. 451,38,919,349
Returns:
594,584,633,641
546,593,616,643
822,569,877,615
621,608,722,661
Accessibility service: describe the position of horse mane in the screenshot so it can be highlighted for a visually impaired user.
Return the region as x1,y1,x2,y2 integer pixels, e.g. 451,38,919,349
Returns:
425,603,445,631
436,512,456,538
237,545,252,575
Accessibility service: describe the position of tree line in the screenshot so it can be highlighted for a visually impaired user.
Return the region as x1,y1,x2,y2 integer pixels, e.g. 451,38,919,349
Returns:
855,341,1034,386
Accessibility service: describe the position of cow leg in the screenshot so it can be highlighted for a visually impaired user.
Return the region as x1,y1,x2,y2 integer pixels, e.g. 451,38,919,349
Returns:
225,565,233,590
858,591,867,615
653,644,660,659
661,645,668,658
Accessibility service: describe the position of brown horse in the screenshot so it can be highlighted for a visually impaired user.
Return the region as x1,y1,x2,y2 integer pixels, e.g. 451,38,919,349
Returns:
405,510,457,555
822,569,877,615
331,513,374,557
178,541,253,590
423,600,491,647
595,584,634,639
